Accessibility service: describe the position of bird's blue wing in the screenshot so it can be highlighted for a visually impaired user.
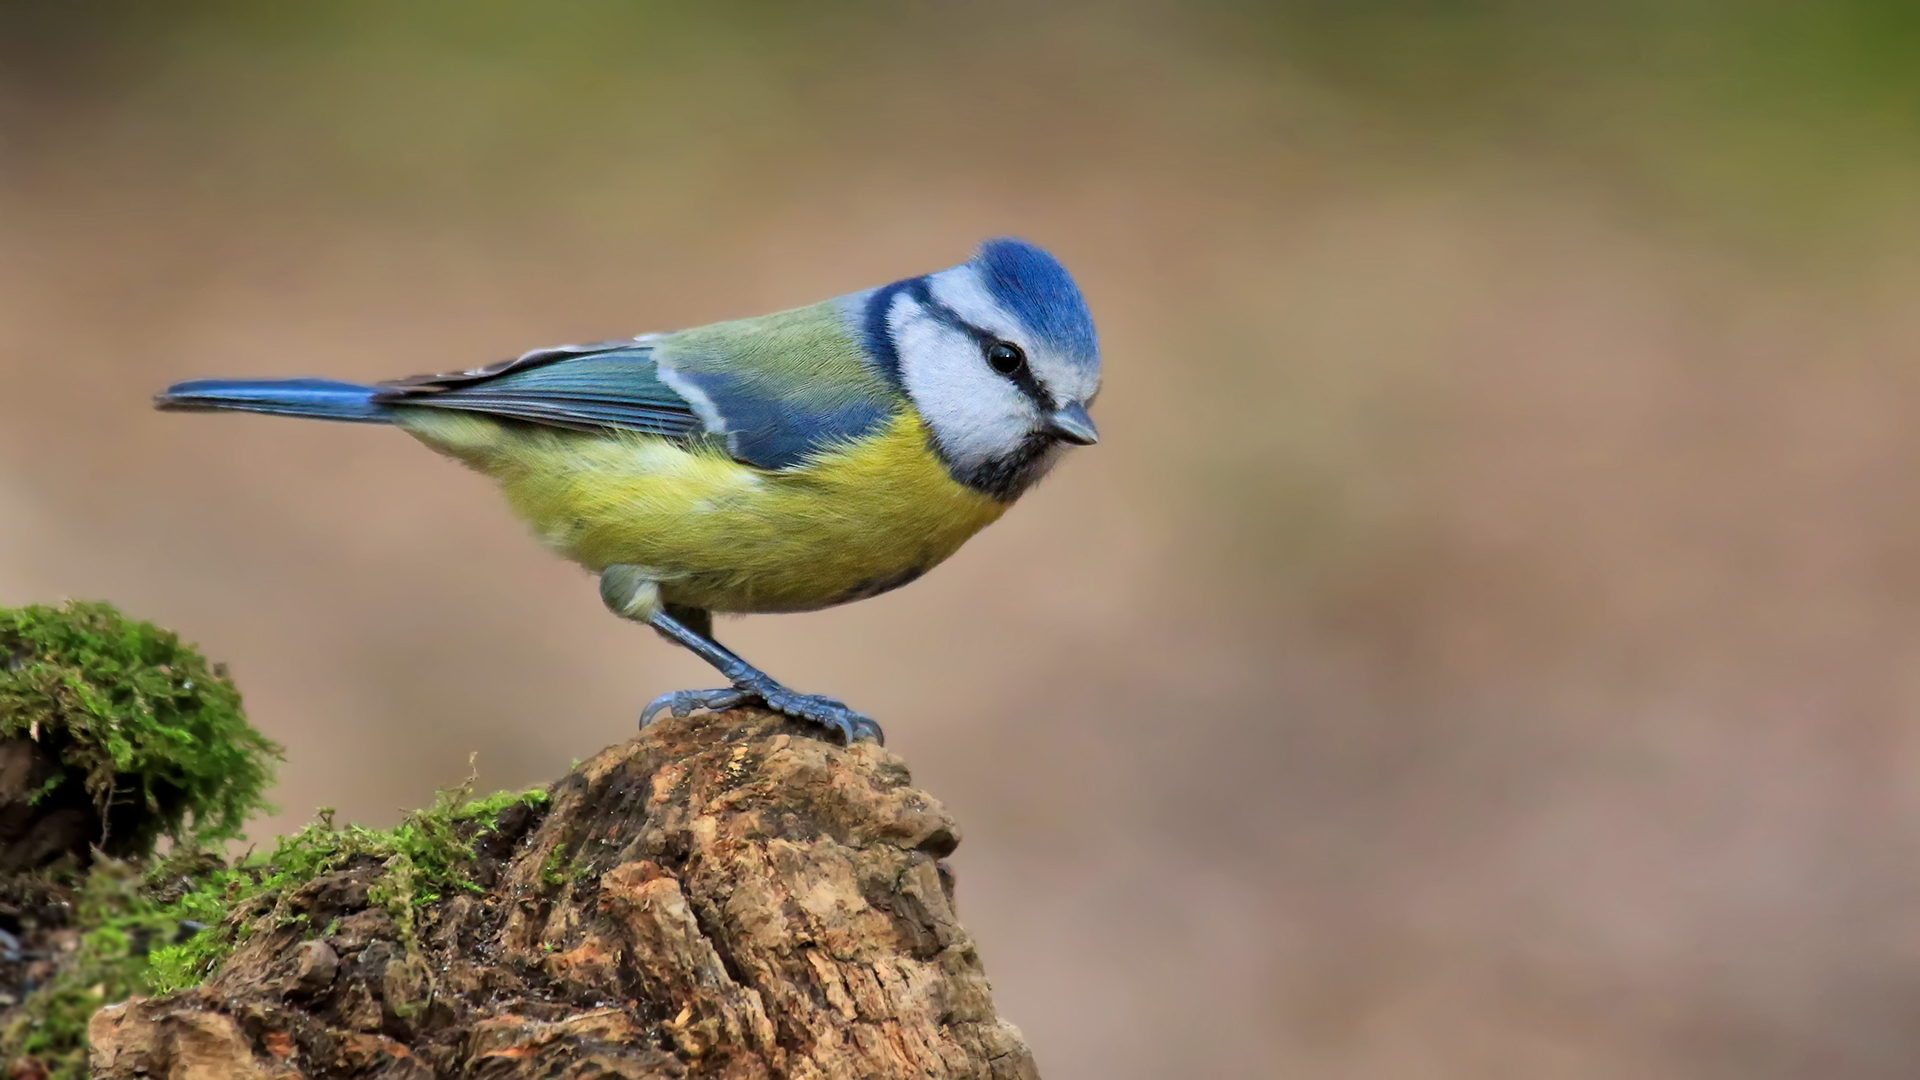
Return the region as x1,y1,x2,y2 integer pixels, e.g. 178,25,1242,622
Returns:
372,299,901,469
649,300,902,469
372,339,707,441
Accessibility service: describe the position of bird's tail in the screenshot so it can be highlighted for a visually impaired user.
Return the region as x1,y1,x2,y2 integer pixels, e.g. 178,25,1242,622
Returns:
153,378,393,423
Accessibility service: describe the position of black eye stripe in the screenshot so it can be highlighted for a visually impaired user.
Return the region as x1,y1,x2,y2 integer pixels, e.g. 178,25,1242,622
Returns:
904,280,1055,411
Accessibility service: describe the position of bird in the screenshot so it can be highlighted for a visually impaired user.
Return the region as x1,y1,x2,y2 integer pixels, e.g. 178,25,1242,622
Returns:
155,238,1101,744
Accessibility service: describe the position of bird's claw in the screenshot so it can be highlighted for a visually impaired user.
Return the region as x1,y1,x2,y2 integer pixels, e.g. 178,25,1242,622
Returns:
639,678,885,745
755,682,886,745
640,687,748,728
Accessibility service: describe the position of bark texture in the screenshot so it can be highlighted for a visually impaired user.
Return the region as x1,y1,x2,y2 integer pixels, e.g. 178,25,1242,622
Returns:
86,709,1037,1079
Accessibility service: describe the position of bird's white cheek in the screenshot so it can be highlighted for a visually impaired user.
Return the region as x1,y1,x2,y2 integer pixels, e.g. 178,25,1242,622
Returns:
892,311,1033,470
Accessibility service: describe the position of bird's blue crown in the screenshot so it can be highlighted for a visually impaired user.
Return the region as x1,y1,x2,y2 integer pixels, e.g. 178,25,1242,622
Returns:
972,238,1099,369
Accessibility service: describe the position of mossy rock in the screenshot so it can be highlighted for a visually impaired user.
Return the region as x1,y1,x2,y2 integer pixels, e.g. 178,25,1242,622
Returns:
0,601,553,1079
1,785,549,1079
0,601,281,868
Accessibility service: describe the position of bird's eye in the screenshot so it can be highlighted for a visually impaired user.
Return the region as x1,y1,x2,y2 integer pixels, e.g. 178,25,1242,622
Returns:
986,341,1027,376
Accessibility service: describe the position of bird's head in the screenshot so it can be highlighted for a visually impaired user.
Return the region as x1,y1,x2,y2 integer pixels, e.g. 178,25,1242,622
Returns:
864,238,1101,502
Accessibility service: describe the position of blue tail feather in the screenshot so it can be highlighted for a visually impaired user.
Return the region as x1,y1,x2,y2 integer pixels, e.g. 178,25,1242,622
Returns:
154,378,391,423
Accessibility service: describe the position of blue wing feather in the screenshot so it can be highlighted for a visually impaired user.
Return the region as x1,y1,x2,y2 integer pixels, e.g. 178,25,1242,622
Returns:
374,343,707,440
650,302,903,470
656,365,896,469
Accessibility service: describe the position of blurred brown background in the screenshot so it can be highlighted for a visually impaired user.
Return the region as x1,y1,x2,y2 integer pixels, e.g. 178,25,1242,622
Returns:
6,1,1920,1075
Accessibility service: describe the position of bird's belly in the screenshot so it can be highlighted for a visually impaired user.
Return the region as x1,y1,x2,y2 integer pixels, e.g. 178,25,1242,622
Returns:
404,409,1006,613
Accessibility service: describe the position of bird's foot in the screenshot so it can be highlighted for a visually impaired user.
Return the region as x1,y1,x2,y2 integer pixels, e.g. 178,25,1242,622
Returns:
640,675,884,745
639,687,750,726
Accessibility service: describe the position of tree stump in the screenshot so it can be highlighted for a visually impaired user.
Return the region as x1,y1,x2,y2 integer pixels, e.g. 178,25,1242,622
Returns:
85,709,1038,1079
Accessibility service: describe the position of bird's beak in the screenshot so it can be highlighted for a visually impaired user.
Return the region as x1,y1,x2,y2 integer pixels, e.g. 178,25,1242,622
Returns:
1046,402,1099,445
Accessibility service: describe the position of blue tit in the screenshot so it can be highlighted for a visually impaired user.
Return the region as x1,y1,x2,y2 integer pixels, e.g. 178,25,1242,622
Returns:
155,238,1101,743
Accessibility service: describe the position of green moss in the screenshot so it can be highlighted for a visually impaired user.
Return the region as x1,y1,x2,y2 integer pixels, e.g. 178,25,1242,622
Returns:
0,601,282,853
0,859,199,1080
540,842,571,888
0,784,549,1074
146,781,549,992
0,601,547,1074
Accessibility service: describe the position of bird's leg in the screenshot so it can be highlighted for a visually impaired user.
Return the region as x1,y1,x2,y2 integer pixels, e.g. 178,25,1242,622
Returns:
599,565,884,744
662,601,712,643
631,601,751,718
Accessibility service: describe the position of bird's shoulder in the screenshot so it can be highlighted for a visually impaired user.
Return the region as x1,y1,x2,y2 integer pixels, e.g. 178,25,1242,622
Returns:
650,297,906,470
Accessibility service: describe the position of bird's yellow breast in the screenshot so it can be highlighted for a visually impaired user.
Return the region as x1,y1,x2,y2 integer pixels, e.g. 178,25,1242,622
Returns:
395,408,1006,613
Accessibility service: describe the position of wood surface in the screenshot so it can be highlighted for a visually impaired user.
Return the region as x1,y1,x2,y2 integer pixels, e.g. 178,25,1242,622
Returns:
87,710,1039,1079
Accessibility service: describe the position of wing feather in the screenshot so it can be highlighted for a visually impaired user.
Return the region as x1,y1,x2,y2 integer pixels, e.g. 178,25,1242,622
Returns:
372,341,707,439
368,298,902,471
